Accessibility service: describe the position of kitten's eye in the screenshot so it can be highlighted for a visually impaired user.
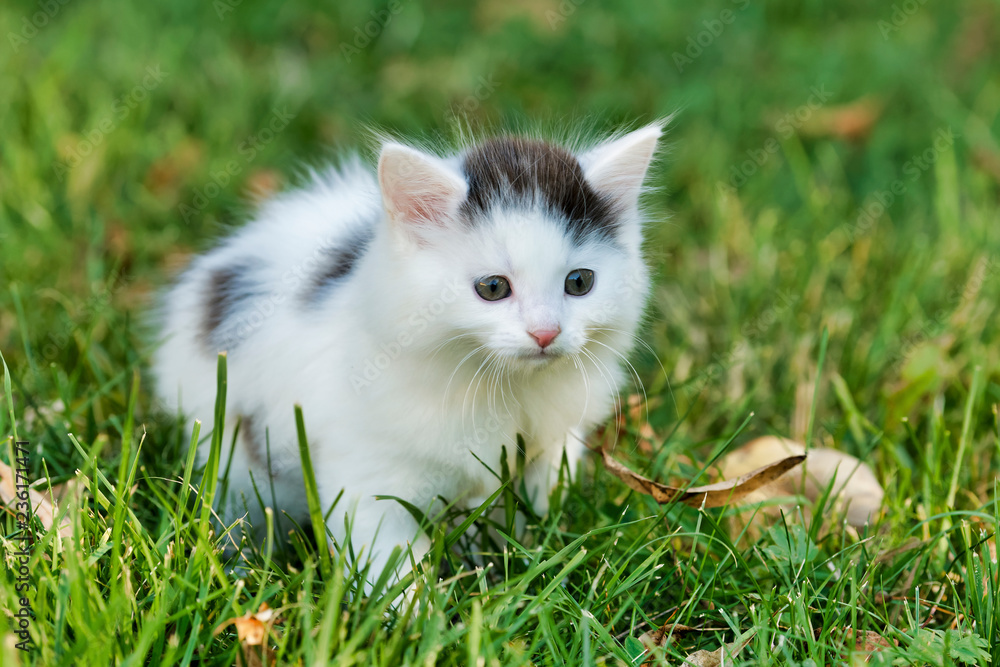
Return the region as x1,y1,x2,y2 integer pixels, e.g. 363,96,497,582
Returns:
565,269,595,296
475,275,512,301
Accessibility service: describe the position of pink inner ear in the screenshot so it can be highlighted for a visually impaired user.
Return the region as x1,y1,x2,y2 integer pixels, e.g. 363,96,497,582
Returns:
401,190,454,224
583,124,662,209
379,143,467,227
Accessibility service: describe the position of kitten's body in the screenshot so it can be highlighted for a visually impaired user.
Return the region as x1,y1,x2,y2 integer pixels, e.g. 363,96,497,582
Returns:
154,125,662,580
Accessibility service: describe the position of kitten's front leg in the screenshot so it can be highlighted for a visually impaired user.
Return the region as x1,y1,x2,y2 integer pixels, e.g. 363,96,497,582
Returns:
333,496,432,596
522,429,586,517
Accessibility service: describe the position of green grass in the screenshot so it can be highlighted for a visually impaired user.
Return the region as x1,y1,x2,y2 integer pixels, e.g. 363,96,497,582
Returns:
2,0,1000,664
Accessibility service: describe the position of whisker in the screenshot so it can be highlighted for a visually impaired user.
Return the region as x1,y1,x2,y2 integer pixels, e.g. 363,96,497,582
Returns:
588,338,648,411
444,344,488,403
461,351,493,434
428,332,479,360
572,352,592,421
588,326,671,420
588,326,666,379
579,346,623,450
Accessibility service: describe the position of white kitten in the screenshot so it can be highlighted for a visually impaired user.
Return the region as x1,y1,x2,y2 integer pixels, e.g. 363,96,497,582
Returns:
153,123,662,584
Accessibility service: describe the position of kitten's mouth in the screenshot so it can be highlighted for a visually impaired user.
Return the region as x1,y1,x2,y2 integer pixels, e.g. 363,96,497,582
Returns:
518,348,563,364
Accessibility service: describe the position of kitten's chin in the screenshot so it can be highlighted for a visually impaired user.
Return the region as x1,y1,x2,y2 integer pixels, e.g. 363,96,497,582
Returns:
511,348,566,370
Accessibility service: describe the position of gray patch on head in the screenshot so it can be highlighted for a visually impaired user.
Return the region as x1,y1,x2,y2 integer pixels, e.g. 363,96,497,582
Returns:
460,137,618,244
304,227,374,303
202,259,263,352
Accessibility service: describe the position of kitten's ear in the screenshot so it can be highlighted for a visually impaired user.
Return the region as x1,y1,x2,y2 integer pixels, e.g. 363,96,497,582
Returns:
378,143,467,229
581,123,663,210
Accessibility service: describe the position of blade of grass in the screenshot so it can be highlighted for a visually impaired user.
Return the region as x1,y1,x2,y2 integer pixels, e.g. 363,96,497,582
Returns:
199,353,228,537
805,326,829,449
295,403,332,577
947,365,985,510
111,367,141,585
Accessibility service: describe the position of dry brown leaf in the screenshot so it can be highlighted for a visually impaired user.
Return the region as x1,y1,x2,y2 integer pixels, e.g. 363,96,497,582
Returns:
600,446,805,508
639,622,729,665
841,627,896,665
638,623,675,654
0,458,73,538
719,436,884,527
215,603,278,647
638,623,699,648
680,629,755,667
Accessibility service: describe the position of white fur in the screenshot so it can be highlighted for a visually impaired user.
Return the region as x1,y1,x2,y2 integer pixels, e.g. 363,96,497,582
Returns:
153,125,662,584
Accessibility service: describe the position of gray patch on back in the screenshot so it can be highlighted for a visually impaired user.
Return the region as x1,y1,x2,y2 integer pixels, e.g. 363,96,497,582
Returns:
202,259,264,352
303,227,374,303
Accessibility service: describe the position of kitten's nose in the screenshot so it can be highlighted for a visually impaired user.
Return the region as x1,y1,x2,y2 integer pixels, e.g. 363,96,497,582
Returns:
529,328,560,349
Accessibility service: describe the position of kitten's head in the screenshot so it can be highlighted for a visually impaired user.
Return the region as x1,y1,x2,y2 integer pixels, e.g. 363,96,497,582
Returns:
376,124,663,371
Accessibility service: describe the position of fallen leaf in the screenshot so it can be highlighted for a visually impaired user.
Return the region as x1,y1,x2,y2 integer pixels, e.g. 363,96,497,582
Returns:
0,456,73,538
638,623,674,654
719,436,884,527
680,628,756,666
215,603,278,647
600,445,805,508
638,622,731,666
842,627,896,664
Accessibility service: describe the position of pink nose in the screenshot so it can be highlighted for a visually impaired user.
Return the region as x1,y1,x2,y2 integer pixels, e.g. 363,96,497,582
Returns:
529,328,560,349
